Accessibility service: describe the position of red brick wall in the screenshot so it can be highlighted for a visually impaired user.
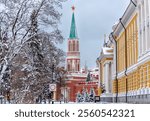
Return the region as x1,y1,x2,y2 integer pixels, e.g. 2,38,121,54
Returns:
66,79,98,102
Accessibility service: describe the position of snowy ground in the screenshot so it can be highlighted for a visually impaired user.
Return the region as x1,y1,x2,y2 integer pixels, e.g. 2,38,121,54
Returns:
0,101,115,104
49,101,111,104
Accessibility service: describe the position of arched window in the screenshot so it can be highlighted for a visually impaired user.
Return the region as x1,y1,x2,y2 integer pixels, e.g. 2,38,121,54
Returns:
68,41,71,51
73,41,75,51
77,41,79,51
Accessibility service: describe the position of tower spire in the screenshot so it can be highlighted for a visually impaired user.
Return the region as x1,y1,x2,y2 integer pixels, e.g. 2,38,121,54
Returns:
69,6,78,39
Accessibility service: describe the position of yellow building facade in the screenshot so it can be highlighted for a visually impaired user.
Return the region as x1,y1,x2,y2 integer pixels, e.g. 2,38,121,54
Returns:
113,14,138,95
112,0,150,103
98,0,150,103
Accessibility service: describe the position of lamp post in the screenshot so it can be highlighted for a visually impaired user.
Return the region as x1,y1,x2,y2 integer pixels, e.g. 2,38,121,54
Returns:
4,82,11,104
52,64,55,83
51,64,55,103
0,95,4,104
0,84,4,104
64,86,65,103
0,82,4,104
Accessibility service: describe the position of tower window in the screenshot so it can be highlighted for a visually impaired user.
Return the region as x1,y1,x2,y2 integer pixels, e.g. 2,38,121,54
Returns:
73,41,75,51
78,64,80,71
68,64,70,71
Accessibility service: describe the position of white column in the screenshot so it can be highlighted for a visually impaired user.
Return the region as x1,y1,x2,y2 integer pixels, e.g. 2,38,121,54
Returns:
144,0,148,52
103,64,105,85
104,62,110,93
134,20,137,62
142,1,146,54
109,62,112,93
147,0,150,50
113,43,116,77
98,62,101,88
141,3,144,55
137,5,141,57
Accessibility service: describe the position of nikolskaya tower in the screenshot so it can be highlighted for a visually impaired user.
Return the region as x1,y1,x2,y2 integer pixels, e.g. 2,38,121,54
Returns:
63,6,98,102
66,6,80,73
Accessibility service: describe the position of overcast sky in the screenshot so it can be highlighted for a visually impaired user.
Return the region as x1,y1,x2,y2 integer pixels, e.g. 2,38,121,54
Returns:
59,0,130,69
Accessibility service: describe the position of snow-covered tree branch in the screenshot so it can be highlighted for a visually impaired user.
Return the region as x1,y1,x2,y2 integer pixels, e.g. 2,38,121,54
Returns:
0,0,66,103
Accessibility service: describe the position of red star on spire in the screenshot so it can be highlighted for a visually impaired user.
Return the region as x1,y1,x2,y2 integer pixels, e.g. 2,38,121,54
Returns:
72,6,75,11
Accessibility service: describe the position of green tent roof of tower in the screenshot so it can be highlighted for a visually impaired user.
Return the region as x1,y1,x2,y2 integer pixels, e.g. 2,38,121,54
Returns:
69,12,78,39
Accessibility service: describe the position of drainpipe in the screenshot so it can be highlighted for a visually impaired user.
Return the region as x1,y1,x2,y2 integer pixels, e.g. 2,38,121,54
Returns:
131,0,137,7
110,32,118,103
119,0,137,103
119,18,128,103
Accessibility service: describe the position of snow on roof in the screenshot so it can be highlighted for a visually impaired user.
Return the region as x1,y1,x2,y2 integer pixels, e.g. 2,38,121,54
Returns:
90,67,99,72
102,47,113,55
98,47,114,60
112,21,119,31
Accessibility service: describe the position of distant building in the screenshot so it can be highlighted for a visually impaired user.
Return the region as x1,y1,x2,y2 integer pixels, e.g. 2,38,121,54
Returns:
97,35,114,102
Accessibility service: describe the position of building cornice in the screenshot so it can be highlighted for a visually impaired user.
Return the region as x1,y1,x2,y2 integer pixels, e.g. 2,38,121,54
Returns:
113,1,137,37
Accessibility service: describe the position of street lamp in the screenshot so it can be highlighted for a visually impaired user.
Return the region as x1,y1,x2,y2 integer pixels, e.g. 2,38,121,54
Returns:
50,64,55,103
